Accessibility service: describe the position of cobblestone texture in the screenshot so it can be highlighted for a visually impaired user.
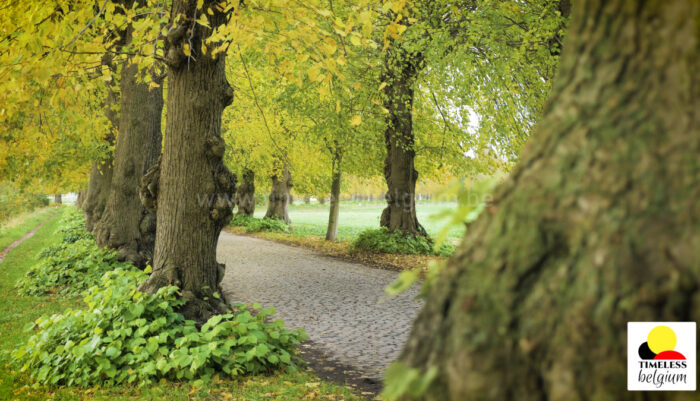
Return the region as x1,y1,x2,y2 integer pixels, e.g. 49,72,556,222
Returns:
218,233,422,380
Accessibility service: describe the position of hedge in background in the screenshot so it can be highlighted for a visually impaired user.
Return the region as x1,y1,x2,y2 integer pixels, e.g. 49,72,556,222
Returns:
230,214,289,233
352,228,455,256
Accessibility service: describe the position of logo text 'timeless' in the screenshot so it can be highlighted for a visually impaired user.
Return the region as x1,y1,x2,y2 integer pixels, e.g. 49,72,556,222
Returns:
628,322,696,391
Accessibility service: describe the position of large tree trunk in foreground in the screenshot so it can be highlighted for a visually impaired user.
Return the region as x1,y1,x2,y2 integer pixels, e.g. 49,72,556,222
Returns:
234,169,255,216
380,45,427,237
397,1,699,400
325,154,342,241
264,168,292,223
137,0,236,323
94,58,163,267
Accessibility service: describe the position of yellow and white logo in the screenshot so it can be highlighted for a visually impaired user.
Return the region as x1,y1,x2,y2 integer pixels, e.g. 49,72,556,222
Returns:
628,322,696,391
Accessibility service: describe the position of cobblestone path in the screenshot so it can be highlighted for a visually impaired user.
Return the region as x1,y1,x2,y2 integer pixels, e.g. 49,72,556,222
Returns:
218,232,422,380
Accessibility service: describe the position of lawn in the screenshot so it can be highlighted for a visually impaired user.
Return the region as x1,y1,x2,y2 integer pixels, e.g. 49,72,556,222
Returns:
0,209,366,401
0,207,56,251
253,201,465,243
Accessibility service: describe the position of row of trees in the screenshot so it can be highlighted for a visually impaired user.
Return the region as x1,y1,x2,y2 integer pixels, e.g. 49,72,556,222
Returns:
3,0,695,399
1,0,569,268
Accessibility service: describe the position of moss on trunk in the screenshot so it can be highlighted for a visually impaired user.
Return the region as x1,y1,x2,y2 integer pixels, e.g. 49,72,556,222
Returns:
397,1,699,400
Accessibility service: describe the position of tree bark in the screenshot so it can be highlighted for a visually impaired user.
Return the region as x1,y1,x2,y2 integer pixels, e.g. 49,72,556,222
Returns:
94,56,163,268
379,44,427,237
137,0,236,323
397,1,699,400
234,168,255,216
264,167,292,223
76,190,86,209
325,154,342,241
83,153,114,232
53,194,62,204
82,55,120,234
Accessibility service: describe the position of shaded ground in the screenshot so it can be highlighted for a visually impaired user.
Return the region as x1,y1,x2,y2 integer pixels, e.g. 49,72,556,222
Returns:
218,233,422,395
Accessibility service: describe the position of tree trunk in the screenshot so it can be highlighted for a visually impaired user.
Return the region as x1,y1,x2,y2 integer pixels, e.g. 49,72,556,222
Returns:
396,1,699,400
137,0,236,323
379,45,427,237
94,55,163,268
83,155,114,232
303,196,310,204
76,190,86,209
319,197,326,205
53,194,62,204
264,168,292,223
83,60,119,233
325,154,342,241
235,168,255,216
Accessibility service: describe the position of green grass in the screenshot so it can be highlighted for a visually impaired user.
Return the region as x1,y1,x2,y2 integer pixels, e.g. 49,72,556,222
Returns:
253,201,465,243
0,209,365,401
0,207,56,251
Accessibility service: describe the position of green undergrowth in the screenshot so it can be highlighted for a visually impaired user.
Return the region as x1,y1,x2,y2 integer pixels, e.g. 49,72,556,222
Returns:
230,214,289,233
14,268,307,387
0,207,362,400
15,209,136,296
352,228,455,257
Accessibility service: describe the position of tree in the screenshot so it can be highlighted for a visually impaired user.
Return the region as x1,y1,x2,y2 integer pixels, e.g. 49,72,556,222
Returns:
93,0,165,268
137,0,237,322
81,74,118,232
0,2,114,203
234,168,255,216
393,1,698,400
376,0,568,237
379,35,427,237
264,166,292,223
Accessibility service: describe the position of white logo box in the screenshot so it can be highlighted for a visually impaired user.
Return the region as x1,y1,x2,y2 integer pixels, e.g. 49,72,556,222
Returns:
628,321,696,391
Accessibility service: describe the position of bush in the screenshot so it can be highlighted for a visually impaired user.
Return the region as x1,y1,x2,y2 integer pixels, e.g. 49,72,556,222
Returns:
351,228,455,256
230,214,289,233
15,209,136,296
14,268,307,386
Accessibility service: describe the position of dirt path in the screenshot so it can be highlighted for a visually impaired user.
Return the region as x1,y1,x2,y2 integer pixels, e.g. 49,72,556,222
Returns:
218,232,422,394
0,210,57,263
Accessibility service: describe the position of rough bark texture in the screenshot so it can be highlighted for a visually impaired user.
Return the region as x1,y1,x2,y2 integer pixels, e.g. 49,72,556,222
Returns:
380,45,427,237
234,169,255,216
325,155,342,241
83,60,119,233
83,155,114,232
264,168,292,224
137,0,236,323
53,194,62,204
94,54,164,268
397,1,699,400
